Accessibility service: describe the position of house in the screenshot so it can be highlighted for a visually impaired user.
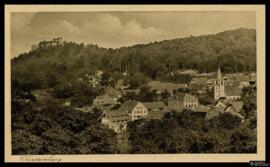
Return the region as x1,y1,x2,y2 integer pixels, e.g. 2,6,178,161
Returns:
141,101,169,120
104,86,122,100
119,101,148,121
92,94,118,107
205,103,244,120
230,101,244,112
115,79,130,90
168,93,198,112
189,77,208,94
142,102,166,112
225,86,242,100
147,81,187,94
101,110,131,133
225,101,243,113
249,73,256,86
223,104,244,120
239,81,250,89
215,97,227,108
205,107,224,120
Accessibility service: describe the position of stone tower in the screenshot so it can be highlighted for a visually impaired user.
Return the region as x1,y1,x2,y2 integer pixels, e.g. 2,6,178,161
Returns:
214,66,225,100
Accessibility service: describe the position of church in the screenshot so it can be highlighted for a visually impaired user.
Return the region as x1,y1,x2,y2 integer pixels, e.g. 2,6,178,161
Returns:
214,67,225,100
214,66,242,101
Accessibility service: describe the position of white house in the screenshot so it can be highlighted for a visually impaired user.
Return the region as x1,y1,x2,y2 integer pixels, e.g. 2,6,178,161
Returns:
119,101,148,121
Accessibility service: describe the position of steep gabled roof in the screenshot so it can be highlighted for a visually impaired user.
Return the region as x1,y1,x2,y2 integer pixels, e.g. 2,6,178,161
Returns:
119,101,139,112
226,86,242,96
142,102,166,110
205,107,225,120
169,93,197,102
183,93,198,101
230,101,244,112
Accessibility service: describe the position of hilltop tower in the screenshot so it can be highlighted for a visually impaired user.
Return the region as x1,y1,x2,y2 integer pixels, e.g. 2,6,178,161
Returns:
214,66,225,100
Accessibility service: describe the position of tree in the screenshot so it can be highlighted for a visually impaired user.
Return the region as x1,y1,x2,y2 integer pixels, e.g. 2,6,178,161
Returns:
242,86,256,118
52,81,73,99
100,71,111,86
229,125,256,153
210,112,242,130
124,72,150,89
12,102,119,154
11,77,36,113
137,86,158,102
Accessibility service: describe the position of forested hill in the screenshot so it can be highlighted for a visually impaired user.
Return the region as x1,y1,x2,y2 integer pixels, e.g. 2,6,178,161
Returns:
12,28,256,81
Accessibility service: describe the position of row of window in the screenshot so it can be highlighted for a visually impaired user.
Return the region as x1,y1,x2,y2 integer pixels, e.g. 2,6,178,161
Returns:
185,104,198,108
184,100,197,103
134,110,147,114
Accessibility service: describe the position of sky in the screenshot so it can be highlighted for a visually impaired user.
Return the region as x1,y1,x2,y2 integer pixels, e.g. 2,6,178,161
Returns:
10,11,256,58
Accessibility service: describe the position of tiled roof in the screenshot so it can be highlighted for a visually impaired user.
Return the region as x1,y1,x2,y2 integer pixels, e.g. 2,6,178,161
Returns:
170,93,197,102
104,110,130,122
184,93,198,101
225,86,242,96
205,107,225,120
227,110,244,119
119,101,139,112
142,102,166,110
205,104,244,120
93,95,117,106
230,101,244,112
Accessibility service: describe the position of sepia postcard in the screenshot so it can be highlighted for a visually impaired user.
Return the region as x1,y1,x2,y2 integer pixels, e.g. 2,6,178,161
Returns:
4,5,266,162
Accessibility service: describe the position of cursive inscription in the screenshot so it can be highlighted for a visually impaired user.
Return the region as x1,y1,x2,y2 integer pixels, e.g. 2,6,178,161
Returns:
19,155,62,162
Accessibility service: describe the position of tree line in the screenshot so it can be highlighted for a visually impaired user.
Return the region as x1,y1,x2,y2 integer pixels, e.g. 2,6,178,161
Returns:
12,28,256,83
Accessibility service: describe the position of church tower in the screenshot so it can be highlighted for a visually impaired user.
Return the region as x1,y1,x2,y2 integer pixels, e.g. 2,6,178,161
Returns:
214,66,225,100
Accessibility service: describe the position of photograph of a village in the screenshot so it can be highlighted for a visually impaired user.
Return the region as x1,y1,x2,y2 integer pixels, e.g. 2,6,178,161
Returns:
11,10,257,154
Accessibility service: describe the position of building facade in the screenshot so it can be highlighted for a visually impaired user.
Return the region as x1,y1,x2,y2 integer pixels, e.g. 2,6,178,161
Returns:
101,110,130,133
168,93,198,111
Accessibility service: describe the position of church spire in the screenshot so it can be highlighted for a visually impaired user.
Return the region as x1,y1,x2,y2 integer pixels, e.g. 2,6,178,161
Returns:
217,66,222,80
